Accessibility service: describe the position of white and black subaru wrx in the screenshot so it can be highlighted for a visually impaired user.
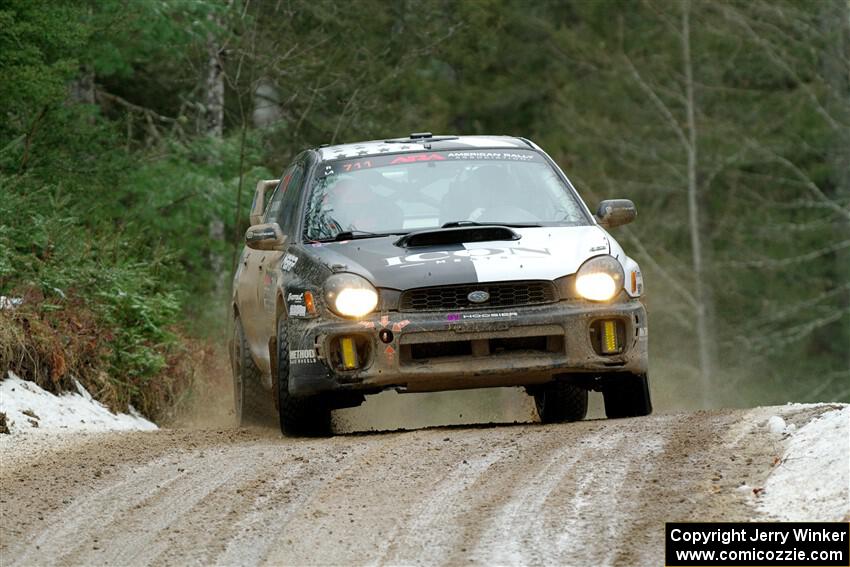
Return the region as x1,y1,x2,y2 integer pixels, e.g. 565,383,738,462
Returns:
231,133,650,436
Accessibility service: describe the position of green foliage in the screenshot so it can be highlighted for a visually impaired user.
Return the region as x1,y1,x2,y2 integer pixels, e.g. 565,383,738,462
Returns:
0,0,87,132
0,0,847,416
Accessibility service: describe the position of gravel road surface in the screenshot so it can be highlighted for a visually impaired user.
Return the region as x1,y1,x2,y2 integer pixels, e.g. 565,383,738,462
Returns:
0,404,838,566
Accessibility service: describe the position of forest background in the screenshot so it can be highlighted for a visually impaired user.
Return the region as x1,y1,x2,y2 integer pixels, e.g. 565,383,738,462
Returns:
1,0,847,420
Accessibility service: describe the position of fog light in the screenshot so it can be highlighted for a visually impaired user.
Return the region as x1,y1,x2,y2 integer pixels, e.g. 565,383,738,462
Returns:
601,320,619,354
340,337,358,369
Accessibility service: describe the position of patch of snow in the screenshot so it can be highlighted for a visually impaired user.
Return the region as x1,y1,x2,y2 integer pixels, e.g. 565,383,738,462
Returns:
766,415,787,435
0,372,157,434
0,296,23,310
759,405,850,521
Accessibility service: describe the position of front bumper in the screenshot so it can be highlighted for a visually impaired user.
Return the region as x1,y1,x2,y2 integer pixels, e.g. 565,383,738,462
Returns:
286,299,648,397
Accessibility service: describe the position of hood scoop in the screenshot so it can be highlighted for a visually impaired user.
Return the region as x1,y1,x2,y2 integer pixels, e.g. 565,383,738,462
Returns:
395,226,521,248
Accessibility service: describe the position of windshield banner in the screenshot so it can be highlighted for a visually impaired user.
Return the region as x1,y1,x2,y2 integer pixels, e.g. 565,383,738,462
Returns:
320,149,544,177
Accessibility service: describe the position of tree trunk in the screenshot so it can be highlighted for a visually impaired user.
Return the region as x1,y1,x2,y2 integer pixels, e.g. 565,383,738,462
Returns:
205,13,225,138
682,0,714,405
69,65,95,106
252,78,281,129
205,8,226,299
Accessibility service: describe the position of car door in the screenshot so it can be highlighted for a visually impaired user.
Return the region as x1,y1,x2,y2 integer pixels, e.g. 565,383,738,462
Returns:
239,158,307,374
237,178,285,368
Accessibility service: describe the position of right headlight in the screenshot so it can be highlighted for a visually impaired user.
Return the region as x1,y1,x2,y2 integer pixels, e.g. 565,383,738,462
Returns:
324,273,379,318
575,255,624,301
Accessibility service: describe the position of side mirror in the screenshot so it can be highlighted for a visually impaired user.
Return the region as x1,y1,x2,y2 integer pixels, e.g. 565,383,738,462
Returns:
595,199,637,228
245,223,287,251
249,179,280,225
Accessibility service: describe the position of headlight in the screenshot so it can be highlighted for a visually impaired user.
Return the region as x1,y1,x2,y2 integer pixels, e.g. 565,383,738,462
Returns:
324,273,378,317
575,256,624,301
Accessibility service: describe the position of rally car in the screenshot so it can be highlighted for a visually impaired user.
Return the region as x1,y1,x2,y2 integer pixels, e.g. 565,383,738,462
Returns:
231,133,651,435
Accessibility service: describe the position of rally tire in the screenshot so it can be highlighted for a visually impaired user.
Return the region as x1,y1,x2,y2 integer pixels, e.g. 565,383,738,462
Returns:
603,373,653,418
534,381,588,423
231,316,273,427
276,316,332,437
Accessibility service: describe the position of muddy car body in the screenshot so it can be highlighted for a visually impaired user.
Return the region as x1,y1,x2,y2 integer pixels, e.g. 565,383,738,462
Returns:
231,133,651,435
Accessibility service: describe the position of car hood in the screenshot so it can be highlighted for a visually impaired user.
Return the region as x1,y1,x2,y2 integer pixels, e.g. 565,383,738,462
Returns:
301,226,609,290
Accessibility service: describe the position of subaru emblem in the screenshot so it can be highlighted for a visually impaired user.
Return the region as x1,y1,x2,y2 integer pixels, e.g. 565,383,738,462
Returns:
468,290,490,304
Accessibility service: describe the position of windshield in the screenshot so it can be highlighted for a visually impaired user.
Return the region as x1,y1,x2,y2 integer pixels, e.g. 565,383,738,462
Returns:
302,149,589,241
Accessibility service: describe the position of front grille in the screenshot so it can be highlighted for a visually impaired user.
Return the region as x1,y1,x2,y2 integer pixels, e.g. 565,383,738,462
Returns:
399,281,557,312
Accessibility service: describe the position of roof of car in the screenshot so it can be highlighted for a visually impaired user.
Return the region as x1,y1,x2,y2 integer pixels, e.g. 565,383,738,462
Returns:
316,134,535,161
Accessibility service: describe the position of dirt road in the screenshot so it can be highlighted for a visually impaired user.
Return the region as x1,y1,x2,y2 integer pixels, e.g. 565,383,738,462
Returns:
0,404,838,566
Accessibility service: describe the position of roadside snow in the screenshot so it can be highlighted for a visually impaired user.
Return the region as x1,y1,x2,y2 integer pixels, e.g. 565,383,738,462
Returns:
766,415,797,435
0,372,157,434
0,296,23,310
759,405,850,521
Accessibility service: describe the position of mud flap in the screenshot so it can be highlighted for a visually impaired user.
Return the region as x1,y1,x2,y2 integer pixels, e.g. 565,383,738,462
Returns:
287,363,338,397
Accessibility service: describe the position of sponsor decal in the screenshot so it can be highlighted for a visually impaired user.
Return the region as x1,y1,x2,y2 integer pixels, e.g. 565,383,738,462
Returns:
320,149,540,178
287,292,304,302
289,349,317,364
590,244,606,252
450,321,509,333
446,313,461,322
289,304,307,317
390,153,445,164
461,311,518,319
385,247,552,267
446,151,535,161
281,254,298,271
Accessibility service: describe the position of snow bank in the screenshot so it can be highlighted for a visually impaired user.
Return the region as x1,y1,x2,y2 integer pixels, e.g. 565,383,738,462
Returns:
0,372,157,434
0,296,23,310
759,405,849,521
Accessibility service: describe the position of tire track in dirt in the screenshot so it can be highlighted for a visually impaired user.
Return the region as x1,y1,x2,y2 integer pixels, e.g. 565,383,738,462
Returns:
212,437,394,567
466,417,670,565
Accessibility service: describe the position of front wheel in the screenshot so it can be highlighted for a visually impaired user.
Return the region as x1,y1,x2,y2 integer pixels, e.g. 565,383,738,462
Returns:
533,381,588,423
275,316,332,436
603,373,652,418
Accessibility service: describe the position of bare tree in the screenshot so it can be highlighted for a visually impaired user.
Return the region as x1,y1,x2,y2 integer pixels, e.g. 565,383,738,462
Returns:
681,0,714,399
618,1,716,405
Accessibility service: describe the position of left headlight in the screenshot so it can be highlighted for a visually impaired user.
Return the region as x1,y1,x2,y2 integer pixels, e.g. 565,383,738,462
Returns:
575,255,624,301
324,273,378,318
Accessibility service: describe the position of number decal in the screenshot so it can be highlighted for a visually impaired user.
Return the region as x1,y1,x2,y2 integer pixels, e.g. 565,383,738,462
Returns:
342,160,372,172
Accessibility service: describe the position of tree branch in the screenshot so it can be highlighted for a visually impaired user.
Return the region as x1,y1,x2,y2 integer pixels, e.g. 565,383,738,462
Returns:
621,54,690,152
746,139,850,222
